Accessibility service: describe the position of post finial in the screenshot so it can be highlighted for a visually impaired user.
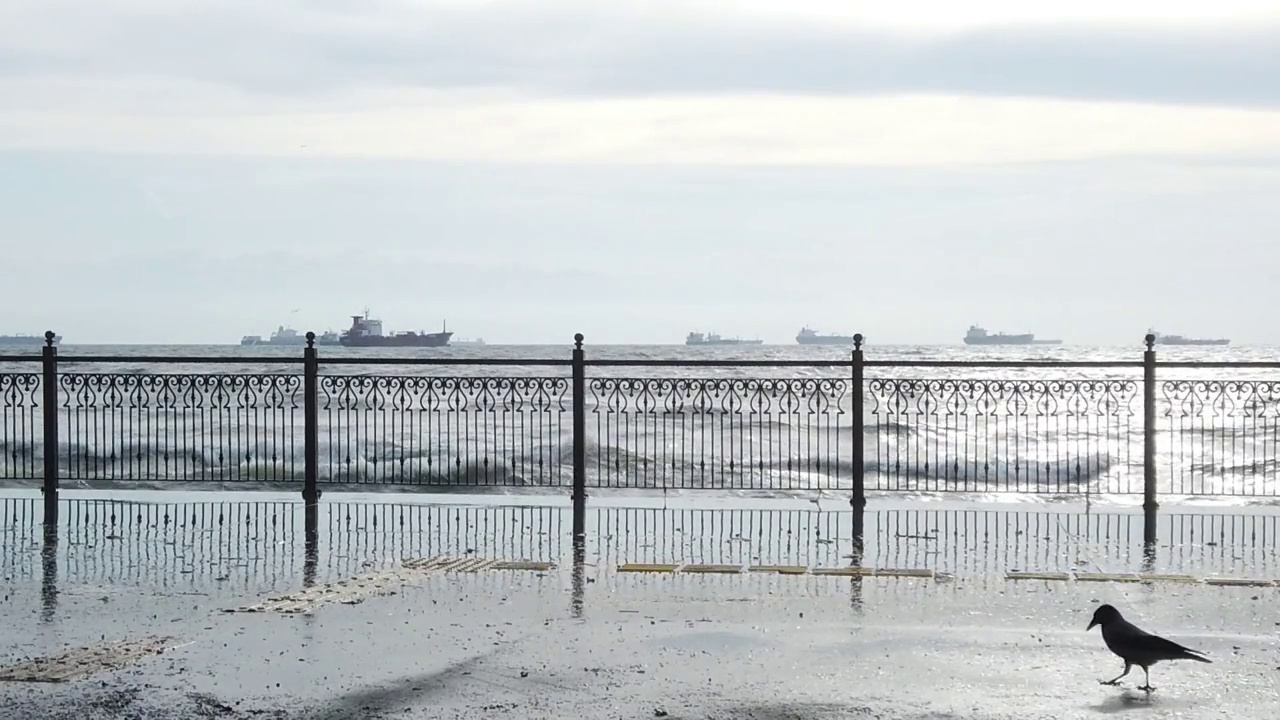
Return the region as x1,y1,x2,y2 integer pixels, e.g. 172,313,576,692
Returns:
305,331,316,348
1144,333,1155,351
853,333,863,351
573,333,584,350
44,331,55,347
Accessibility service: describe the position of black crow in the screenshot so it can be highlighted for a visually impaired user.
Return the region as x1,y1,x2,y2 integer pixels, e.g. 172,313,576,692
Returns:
1087,604,1212,693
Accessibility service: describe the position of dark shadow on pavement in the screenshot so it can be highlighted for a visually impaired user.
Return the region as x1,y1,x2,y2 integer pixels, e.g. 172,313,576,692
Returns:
1090,689,1173,714
298,652,496,720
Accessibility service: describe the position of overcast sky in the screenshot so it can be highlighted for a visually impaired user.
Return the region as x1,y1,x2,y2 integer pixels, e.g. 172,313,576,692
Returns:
3,0,1279,345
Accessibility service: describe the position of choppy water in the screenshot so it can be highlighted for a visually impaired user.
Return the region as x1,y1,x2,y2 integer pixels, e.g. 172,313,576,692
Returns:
5,341,1280,377
2,343,1279,500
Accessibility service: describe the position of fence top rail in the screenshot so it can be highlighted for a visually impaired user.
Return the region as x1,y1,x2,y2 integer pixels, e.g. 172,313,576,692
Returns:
584,359,851,367
1156,361,1280,369
1,355,1278,370
318,358,573,367
864,360,1143,368
54,356,306,364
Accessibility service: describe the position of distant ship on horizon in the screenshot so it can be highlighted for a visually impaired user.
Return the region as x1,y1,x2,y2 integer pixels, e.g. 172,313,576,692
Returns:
963,325,1061,346
1149,329,1230,346
0,332,60,346
339,310,453,347
795,326,856,346
686,331,764,346
241,325,339,346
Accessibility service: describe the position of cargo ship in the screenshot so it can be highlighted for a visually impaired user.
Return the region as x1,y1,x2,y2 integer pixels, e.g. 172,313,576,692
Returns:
1149,329,1230,346
795,326,856,345
241,326,340,346
686,331,764,346
963,325,1061,346
339,310,453,347
0,333,60,347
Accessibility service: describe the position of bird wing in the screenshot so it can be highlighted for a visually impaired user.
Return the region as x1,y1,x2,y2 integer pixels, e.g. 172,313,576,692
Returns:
1128,633,1212,662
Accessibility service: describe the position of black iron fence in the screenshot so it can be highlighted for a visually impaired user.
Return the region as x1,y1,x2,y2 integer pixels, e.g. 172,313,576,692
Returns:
4,331,1280,545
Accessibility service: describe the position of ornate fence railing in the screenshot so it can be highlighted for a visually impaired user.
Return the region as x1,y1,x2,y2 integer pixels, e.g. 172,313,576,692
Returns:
3,331,1280,544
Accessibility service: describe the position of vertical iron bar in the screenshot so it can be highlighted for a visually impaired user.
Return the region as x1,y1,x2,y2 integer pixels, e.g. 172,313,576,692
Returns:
1142,332,1158,550
303,332,320,542
41,331,58,527
850,333,866,542
572,333,586,541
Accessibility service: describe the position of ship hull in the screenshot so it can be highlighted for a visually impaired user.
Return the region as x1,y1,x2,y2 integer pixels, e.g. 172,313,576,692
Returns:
1156,339,1230,346
250,340,341,347
340,332,453,347
687,339,765,346
242,335,340,346
797,336,855,345
964,335,1039,345
0,334,60,346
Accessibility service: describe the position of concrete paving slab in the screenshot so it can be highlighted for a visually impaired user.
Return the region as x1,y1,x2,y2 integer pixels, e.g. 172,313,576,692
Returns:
3,493,1279,718
3,558,1278,719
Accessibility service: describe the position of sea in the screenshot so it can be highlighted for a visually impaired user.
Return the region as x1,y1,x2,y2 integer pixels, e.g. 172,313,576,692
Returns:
4,340,1278,377
2,342,1279,503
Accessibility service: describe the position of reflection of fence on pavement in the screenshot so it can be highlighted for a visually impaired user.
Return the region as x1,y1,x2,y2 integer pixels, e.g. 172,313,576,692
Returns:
0,498,566,595
590,506,1280,578
875,509,1280,578
1,499,1276,595
320,502,563,581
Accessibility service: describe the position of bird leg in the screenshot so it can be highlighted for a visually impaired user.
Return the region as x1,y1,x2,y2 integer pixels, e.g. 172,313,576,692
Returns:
1100,663,1131,686
1137,667,1156,693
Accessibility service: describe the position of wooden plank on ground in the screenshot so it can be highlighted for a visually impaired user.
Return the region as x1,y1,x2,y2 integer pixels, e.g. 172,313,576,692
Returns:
1205,577,1276,588
1006,571,1071,581
812,567,875,577
748,565,809,575
1074,572,1142,583
492,561,555,571
874,568,935,579
681,564,744,574
0,636,177,683
618,563,681,573
1136,573,1199,584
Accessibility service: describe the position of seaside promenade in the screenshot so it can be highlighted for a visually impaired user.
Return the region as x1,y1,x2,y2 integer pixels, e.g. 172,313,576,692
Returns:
2,332,1279,717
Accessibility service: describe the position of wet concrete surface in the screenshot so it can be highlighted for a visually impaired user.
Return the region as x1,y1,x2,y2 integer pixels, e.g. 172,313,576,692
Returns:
2,493,1279,718
4,568,1279,719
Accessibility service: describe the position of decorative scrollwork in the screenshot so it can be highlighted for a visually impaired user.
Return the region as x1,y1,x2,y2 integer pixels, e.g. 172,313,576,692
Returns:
588,378,848,416
0,373,41,409
57,373,303,411
0,373,42,480
867,379,1138,418
318,376,569,413
1161,380,1280,419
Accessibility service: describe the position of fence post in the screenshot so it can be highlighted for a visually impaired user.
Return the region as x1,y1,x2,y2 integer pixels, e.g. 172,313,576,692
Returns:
1142,332,1158,548
850,333,866,540
571,333,586,542
303,332,320,541
41,331,58,528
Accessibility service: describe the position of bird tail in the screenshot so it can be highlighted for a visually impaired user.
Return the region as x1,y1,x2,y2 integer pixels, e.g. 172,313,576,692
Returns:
1182,649,1213,664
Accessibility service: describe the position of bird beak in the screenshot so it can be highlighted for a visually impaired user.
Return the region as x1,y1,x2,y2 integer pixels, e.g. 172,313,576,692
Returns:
1087,620,1098,630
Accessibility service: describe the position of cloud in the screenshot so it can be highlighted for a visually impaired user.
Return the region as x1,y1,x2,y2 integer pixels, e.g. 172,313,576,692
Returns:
6,93,1280,166
2,1,1279,111
3,1,1279,166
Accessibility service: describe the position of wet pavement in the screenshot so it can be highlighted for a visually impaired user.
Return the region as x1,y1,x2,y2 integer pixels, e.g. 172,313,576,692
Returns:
2,491,1278,718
